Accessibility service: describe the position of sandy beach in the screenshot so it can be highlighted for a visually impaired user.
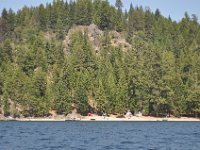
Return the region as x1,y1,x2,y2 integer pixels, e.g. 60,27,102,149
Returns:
1,115,199,122
78,115,200,122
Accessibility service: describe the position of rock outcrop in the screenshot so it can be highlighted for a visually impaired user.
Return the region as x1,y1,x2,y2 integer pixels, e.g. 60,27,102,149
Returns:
63,24,131,55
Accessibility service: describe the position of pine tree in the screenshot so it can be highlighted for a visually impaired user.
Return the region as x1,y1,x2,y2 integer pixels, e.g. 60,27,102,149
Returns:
127,3,134,43
98,0,112,30
1,39,13,63
37,4,47,30
114,0,123,32
1,8,8,37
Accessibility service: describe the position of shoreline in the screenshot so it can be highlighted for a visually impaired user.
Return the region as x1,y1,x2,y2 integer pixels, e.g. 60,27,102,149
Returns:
0,115,200,122
78,115,200,122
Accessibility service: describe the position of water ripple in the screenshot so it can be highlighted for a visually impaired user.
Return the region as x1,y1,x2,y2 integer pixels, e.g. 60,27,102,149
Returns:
0,122,199,150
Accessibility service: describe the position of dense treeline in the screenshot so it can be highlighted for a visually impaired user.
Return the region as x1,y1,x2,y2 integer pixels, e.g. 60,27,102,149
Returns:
0,0,200,117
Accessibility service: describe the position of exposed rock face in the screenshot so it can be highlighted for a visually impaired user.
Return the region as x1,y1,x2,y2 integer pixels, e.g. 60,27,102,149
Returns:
63,25,84,55
110,31,132,52
88,95,97,110
87,24,103,53
44,31,56,41
63,24,102,55
63,24,131,55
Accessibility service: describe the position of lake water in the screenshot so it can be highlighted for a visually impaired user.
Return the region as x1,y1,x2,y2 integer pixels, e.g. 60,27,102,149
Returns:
0,121,200,150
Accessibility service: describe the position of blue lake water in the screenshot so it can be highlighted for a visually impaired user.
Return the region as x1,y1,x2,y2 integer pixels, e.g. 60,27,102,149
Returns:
0,121,200,150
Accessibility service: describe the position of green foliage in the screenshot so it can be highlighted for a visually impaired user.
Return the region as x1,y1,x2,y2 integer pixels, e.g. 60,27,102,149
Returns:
75,0,92,25
95,0,113,30
0,39,13,63
114,0,123,32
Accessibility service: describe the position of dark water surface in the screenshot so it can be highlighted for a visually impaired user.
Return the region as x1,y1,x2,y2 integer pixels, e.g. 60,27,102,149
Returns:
0,121,200,150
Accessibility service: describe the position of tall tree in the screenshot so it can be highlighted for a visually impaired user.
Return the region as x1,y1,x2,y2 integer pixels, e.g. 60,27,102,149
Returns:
114,0,123,32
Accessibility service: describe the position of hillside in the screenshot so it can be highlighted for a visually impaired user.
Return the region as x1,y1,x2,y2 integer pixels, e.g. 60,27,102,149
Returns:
0,0,200,118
